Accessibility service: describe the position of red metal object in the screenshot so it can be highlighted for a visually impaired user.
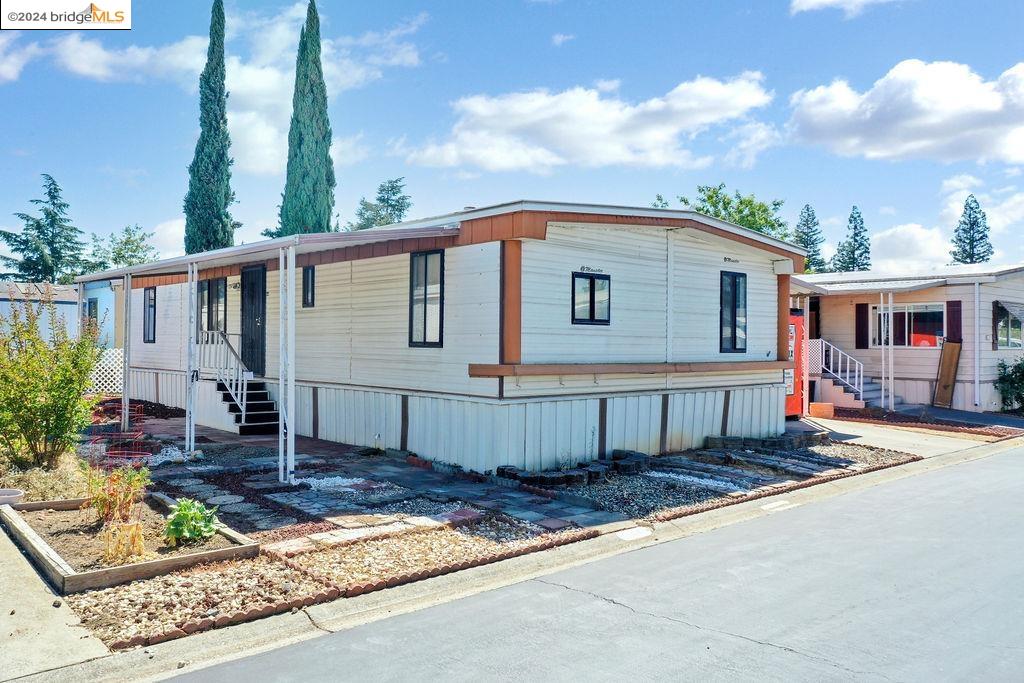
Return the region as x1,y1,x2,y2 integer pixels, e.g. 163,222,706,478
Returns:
786,309,805,417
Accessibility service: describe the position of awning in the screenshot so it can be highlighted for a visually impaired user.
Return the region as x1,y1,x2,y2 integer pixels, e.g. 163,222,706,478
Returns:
998,300,1024,321
792,277,946,296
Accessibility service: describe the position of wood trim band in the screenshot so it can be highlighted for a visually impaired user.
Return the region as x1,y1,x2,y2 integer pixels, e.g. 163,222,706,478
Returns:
501,240,522,364
777,273,791,361
468,360,794,378
130,274,188,288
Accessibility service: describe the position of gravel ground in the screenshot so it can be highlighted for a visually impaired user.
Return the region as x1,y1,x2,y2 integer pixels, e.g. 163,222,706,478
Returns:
293,517,566,586
366,497,471,517
804,441,918,467
564,473,722,519
66,555,329,644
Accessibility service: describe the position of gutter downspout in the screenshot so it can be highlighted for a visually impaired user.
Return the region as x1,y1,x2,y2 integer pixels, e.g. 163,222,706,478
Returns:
974,281,981,407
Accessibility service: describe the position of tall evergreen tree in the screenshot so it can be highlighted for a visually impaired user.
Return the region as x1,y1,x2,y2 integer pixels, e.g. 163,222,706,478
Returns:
831,206,871,272
949,194,993,264
1,174,85,283
275,0,335,236
347,178,413,230
793,204,827,272
183,0,235,254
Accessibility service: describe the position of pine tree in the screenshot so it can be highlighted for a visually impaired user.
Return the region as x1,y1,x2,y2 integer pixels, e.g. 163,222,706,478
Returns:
183,0,235,255
793,204,827,272
1,174,85,283
831,206,871,272
347,178,413,230
275,0,335,236
949,194,993,264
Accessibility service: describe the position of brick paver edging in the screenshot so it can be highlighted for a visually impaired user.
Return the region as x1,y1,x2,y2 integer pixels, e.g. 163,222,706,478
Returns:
342,527,600,598
650,454,921,523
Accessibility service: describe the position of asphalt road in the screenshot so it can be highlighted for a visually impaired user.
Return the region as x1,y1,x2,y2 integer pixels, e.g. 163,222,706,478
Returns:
177,447,1024,682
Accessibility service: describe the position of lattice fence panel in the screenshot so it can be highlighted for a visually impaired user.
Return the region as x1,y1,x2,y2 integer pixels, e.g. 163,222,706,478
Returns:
89,348,123,395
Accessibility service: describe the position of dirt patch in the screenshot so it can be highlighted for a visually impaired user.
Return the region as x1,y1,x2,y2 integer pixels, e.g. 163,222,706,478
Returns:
833,408,1023,438
66,555,330,645
20,502,234,571
249,520,338,544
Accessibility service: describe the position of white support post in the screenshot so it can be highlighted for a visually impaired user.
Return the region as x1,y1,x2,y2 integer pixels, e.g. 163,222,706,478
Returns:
121,273,132,432
278,248,286,483
888,291,895,412
287,244,296,483
185,263,197,453
879,292,885,411
802,295,810,416
974,281,981,407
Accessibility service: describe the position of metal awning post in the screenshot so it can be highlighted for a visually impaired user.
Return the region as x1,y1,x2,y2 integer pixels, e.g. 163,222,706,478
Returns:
185,263,197,453
121,273,131,431
888,291,895,412
879,292,885,411
287,244,296,483
802,295,811,416
278,248,286,484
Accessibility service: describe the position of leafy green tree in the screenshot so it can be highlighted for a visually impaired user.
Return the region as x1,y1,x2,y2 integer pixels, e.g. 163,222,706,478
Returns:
1,174,85,284
831,206,871,272
274,0,335,237
949,194,993,264
87,225,160,272
183,0,235,254
655,183,788,240
793,204,827,272
347,178,413,230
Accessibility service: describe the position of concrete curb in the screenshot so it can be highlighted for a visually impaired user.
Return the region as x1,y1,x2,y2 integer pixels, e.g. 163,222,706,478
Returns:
20,435,1024,683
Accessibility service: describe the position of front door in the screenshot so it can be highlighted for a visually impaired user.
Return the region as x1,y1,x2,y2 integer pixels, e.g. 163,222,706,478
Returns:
240,265,266,376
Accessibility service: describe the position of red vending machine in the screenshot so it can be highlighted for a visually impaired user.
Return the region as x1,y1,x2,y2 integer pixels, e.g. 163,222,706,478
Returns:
785,309,805,417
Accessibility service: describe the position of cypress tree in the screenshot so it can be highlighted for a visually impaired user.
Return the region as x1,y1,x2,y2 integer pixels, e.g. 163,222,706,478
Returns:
949,194,993,264
1,174,85,283
183,0,235,254
831,206,871,272
793,204,827,272
276,0,335,236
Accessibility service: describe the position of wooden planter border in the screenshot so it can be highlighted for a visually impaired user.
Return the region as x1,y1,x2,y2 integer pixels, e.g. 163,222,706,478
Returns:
0,492,259,594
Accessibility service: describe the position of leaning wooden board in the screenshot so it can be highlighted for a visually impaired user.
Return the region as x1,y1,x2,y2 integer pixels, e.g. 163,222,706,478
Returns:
0,493,259,594
932,340,962,409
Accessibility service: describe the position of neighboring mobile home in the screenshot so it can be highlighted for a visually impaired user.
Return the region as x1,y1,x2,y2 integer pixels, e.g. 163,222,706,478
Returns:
0,282,79,339
76,201,803,475
792,264,1024,412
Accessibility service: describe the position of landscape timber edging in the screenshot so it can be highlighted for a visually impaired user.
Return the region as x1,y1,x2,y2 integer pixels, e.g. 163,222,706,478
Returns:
0,493,259,595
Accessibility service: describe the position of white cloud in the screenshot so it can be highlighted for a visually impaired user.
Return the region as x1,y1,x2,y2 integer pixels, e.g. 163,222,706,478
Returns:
0,32,43,83
149,218,186,259
790,0,900,17
789,60,1024,164
46,6,426,175
940,174,982,194
723,121,781,169
406,71,773,173
594,78,620,93
871,222,951,275
551,33,575,47
879,206,896,216
331,133,370,168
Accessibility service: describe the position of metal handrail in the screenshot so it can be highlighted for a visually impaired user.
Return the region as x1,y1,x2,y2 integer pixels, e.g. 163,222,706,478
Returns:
197,330,251,417
808,338,863,397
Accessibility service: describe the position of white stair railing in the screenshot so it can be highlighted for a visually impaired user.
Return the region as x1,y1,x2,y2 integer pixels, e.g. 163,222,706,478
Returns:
198,330,252,418
807,338,863,397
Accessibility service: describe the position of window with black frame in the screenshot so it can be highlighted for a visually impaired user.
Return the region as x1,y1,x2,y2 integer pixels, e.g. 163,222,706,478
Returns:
302,266,315,308
143,287,156,343
86,297,98,323
409,250,444,347
720,271,747,353
197,278,227,336
571,272,610,325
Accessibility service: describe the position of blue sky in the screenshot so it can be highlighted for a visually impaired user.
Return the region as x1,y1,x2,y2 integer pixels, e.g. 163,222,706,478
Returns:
1,0,1022,272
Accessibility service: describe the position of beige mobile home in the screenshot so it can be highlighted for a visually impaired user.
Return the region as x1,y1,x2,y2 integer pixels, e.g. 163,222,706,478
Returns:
77,201,803,477
792,264,1024,412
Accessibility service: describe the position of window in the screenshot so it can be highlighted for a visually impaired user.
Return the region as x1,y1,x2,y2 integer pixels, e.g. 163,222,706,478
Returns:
720,271,747,353
409,250,444,347
143,287,156,343
995,303,1023,349
86,298,98,323
302,266,315,308
872,303,944,348
197,278,227,335
571,272,610,325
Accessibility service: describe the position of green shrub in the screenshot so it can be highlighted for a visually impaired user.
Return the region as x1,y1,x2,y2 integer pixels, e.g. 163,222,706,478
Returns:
164,498,218,547
0,293,101,469
995,357,1024,411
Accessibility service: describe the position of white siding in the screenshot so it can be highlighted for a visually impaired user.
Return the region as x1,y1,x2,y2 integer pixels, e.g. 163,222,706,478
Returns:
129,283,188,371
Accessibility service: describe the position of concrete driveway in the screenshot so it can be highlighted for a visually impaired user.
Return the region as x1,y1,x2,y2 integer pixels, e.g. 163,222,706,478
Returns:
175,445,1024,682
810,416,986,457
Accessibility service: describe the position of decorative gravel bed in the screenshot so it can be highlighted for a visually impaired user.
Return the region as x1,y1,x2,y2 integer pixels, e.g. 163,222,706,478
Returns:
563,472,722,519
366,497,471,518
803,441,918,467
292,516,575,587
66,555,332,646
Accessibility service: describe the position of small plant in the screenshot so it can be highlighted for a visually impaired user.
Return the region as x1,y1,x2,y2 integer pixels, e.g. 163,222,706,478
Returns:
81,463,151,524
164,498,218,547
101,521,145,564
995,357,1024,411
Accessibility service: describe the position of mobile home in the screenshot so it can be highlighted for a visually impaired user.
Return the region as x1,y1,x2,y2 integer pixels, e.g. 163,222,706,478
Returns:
77,201,804,474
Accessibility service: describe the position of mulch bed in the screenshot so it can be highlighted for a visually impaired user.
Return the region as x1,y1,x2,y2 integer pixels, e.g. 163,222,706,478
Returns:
20,502,233,571
833,408,1024,438
66,554,333,646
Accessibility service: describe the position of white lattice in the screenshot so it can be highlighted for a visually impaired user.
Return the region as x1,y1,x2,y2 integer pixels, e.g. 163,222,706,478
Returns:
89,347,124,395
